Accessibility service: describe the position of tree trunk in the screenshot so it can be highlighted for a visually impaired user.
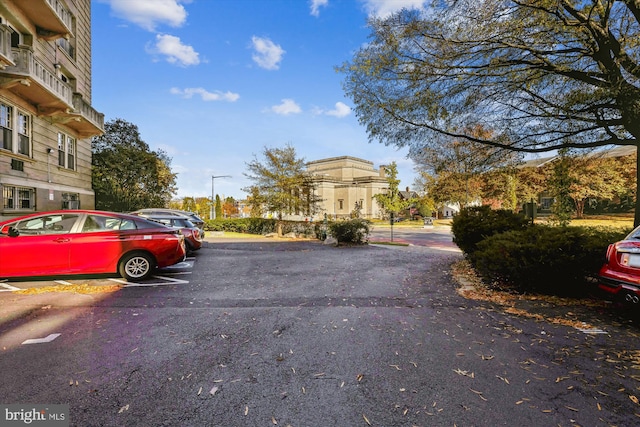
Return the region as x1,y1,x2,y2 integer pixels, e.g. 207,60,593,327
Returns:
575,199,585,219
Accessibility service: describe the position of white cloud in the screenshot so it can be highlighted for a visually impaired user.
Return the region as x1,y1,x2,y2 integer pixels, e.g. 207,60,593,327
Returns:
106,0,188,31
149,34,200,66
310,0,329,17
312,102,351,118
170,87,240,102
251,36,285,70
326,102,351,117
269,99,302,115
361,0,427,17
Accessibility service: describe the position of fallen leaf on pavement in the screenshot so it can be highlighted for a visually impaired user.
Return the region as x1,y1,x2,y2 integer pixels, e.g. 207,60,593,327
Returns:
454,368,474,378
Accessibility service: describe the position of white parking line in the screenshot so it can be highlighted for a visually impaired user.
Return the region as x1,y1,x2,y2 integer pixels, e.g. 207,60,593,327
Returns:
109,273,191,287
0,261,194,291
0,282,21,292
22,333,61,345
577,328,608,334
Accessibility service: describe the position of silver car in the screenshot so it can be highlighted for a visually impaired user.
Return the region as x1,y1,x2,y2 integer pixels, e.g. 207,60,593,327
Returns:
130,209,205,237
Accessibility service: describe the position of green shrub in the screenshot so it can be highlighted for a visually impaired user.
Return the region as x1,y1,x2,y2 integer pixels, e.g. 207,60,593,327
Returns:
470,225,631,296
279,220,318,238
205,217,325,238
451,206,531,255
205,218,277,235
328,219,371,244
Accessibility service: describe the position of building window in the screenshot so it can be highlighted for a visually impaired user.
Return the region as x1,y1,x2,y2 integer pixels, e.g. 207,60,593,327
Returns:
58,132,76,170
17,112,29,155
57,37,75,60
338,199,344,210
10,158,23,171
2,185,35,210
0,103,31,156
62,192,79,209
0,103,12,151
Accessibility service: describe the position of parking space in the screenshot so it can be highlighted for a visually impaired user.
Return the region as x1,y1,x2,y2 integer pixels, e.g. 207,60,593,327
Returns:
0,256,196,292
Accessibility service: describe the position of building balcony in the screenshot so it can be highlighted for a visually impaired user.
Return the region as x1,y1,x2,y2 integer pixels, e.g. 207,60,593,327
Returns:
63,93,105,138
0,46,73,110
0,25,14,69
16,0,73,40
0,47,104,138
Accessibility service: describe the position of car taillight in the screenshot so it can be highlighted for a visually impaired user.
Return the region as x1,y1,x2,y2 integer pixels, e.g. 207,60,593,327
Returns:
620,253,630,266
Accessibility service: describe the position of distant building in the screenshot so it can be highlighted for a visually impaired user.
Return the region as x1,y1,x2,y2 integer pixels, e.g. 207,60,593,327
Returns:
306,156,389,219
0,0,103,220
517,146,636,212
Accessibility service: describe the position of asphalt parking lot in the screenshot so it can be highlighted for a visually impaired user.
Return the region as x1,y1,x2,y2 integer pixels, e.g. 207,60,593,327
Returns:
1,233,640,426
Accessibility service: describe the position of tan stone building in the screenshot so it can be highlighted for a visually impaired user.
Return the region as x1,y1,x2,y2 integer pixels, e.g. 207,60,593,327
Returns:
0,0,103,220
307,156,389,219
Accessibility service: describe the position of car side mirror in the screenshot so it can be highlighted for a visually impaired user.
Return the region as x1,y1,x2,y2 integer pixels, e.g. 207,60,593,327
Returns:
8,226,19,237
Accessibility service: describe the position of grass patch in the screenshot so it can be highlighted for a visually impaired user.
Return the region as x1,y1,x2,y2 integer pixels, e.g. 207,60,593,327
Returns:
565,217,634,228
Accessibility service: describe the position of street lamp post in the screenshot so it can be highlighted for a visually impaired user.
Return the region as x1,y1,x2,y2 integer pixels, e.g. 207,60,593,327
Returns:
211,174,232,220
352,180,361,218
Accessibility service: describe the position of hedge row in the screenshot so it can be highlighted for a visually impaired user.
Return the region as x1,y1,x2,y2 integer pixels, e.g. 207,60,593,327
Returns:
205,218,324,239
205,217,278,235
452,206,632,296
205,217,371,244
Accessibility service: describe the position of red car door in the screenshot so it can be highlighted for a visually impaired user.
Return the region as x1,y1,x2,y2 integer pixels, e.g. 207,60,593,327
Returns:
0,213,80,277
67,214,136,274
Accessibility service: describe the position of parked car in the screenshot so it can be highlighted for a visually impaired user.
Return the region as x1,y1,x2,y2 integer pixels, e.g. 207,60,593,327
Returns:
130,209,205,237
598,225,640,304
0,210,186,281
145,216,202,252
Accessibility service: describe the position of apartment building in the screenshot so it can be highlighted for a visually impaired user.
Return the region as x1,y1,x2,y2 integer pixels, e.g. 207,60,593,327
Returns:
0,0,103,220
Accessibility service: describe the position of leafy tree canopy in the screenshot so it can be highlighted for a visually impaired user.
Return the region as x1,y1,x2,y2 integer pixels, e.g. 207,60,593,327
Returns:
340,0,640,225
243,144,321,219
92,118,177,212
374,162,414,216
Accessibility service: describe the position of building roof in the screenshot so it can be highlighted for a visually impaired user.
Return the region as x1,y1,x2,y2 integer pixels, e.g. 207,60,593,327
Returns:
517,145,636,168
588,145,636,159
399,190,418,200
517,156,556,168
306,156,374,167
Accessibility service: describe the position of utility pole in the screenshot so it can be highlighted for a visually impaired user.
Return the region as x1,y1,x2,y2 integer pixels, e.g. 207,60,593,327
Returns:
211,174,231,220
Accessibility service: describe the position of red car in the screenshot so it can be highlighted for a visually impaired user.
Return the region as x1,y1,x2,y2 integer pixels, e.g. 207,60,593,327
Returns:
599,225,640,304
0,210,186,281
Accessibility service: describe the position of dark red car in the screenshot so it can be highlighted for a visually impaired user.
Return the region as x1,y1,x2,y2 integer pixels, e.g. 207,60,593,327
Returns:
0,210,186,281
142,215,203,252
599,225,640,304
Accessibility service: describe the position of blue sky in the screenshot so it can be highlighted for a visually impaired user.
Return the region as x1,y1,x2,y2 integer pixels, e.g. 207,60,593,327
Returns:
91,0,426,200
